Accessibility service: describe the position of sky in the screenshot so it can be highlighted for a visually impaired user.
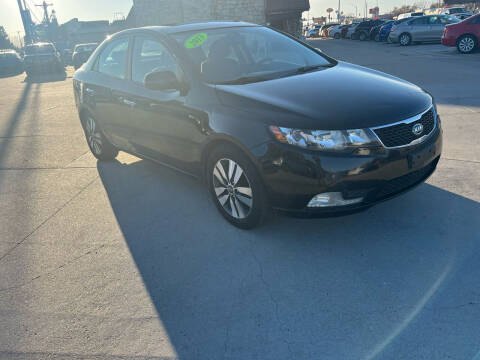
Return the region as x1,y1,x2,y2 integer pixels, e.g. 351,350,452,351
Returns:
0,0,133,36
1,0,432,38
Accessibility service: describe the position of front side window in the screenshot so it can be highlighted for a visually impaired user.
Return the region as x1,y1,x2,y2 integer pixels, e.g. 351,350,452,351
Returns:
132,37,179,84
97,37,129,80
171,26,333,84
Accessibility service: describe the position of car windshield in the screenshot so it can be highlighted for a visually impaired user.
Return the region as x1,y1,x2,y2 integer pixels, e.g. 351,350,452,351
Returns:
75,44,97,52
448,7,467,13
171,26,334,84
25,44,55,55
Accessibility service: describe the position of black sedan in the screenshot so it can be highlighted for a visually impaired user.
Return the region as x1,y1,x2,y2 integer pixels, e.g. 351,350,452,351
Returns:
73,22,442,229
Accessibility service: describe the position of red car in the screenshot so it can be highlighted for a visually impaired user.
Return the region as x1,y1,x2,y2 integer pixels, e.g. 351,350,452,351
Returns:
442,13,480,53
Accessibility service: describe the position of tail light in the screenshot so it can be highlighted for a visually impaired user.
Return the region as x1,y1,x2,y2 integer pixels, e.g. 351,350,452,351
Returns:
391,26,398,32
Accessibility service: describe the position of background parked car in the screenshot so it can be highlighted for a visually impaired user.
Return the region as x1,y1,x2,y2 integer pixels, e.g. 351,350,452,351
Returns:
345,23,359,38
378,18,411,41
72,43,98,70
321,23,339,37
389,15,460,46
442,13,480,53
441,6,473,18
62,49,73,66
0,49,23,76
328,24,344,39
370,20,392,41
353,19,387,40
23,42,64,76
397,11,425,20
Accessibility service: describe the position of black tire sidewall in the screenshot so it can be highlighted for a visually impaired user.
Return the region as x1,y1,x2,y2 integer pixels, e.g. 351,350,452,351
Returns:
207,145,268,229
81,115,118,161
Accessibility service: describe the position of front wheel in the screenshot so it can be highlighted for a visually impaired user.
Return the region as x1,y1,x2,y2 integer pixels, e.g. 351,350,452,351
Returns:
82,115,118,161
457,35,477,54
334,33,341,39
359,32,367,41
399,33,412,46
207,145,268,229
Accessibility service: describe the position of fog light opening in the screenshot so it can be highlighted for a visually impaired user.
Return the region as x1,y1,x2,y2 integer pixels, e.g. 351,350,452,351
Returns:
307,192,363,208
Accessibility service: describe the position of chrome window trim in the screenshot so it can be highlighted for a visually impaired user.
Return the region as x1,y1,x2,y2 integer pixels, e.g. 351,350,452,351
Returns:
370,105,437,149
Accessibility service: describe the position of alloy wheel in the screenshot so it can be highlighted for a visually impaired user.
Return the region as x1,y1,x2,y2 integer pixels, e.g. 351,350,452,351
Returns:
458,36,475,53
85,116,103,155
212,158,253,219
400,34,410,46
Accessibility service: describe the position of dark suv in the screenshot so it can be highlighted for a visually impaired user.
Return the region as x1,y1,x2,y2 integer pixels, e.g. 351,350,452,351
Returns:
73,22,442,228
72,43,98,69
24,42,64,76
353,20,388,40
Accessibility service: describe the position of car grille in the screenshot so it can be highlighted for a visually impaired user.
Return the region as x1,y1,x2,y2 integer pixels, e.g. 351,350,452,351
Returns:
375,158,438,200
373,109,435,148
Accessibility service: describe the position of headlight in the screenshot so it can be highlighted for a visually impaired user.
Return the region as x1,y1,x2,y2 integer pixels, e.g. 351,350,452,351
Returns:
269,126,380,152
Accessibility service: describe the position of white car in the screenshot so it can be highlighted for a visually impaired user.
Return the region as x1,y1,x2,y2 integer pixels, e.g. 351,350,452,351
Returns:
345,24,359,38
329,25,344,39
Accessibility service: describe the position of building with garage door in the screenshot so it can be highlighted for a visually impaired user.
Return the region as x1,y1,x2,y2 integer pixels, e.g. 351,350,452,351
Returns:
130,0,310,37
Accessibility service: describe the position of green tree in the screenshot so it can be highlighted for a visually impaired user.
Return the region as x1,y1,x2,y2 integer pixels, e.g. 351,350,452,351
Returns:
0,26,14,49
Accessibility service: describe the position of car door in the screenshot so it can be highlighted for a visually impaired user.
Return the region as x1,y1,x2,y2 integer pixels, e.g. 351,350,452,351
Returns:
126,35,207,170
427,16,446,41
85,36,135,150
409,17,429,41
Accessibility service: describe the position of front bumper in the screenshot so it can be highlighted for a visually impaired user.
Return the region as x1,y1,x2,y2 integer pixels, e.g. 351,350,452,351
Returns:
388,33,400,43
253,122,442,217
441,36,456,47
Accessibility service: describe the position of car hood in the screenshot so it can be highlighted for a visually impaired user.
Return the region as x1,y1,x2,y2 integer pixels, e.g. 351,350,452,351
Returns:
215,62,432,130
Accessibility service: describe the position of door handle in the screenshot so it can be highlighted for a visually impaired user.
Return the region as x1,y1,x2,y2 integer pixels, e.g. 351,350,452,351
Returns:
85,88,95,95
122,98,136,107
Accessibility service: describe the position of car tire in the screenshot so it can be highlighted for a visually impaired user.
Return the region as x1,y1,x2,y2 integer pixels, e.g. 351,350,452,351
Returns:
359,32,367,41
82,114,118,161
375,34,380,42
456,34,477,54
399,33,412,46
207,144,268,229
334,33,341,39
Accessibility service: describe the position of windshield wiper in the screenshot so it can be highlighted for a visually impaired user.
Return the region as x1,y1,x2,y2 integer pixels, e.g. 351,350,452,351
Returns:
215,75,272,85
294,64,334,74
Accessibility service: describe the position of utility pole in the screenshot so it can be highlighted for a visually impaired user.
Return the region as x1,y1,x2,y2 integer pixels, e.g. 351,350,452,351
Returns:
36,1,53,25
338,0,341,22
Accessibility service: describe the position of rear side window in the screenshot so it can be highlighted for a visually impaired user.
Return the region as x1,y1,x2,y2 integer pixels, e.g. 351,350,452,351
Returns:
131,37,179,84
97,37,129,80
410,17,427,25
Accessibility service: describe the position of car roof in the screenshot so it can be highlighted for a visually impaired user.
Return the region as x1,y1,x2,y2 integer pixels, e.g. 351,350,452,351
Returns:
114,21,258,37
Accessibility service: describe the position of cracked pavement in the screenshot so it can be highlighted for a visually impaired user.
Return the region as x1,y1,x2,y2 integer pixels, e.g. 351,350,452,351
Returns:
0,40,479,360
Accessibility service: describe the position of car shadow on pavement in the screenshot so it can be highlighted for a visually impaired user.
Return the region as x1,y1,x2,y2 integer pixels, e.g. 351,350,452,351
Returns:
98,158,480,360
24,71,66,83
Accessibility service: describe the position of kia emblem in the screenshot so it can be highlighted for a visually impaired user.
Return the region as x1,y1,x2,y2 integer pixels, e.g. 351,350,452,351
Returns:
412,123,424,136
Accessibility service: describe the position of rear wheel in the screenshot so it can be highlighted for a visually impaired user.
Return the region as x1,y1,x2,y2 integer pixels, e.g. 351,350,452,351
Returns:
359,32,367,41
399,33,412,46
334,33,341,39
207,145,268,229
457,34,477,54
82,115,118,161
375,34,380,42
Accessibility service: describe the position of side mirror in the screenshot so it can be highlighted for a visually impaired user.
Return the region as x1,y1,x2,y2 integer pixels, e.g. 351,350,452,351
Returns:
144,70,181,92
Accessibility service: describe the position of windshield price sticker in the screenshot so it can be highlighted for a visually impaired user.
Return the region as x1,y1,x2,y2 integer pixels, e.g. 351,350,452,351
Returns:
185,33,207,49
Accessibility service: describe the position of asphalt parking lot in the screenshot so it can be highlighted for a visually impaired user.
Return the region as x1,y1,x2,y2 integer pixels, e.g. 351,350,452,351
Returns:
0,40,479,360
